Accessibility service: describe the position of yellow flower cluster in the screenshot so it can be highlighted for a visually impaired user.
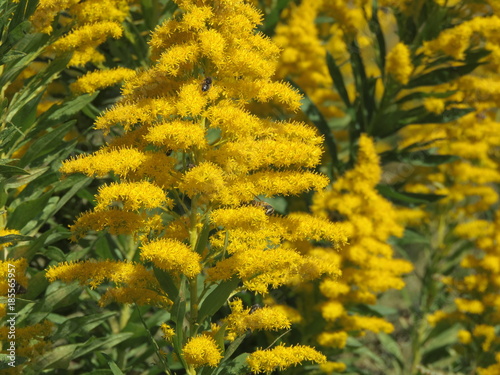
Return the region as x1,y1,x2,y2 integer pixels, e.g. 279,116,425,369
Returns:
48,0,346,372
246,343,326,373
182,335,222,368
312,135,413,347
46,260,171,307
31,0,129,66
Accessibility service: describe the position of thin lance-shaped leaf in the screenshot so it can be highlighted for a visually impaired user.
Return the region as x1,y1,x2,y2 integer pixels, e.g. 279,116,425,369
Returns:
18,120,75,167
197,276,240,324
368,0,386,74
380,149,458,167
154,266,179,300
396,90,458,105
287,79,339,171
326,52,351,107
349,40,377,128
377,185,445,205
407,62,486,89
0,234,32,245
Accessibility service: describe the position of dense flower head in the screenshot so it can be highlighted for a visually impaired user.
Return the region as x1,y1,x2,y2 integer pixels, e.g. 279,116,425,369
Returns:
46,260,171,307
182,335,222,368
312,135,412,340
246,343,326,373
386,42,413,85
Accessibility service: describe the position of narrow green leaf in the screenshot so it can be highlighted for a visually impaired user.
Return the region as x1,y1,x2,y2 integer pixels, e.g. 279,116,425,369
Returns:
31,344,80,371
195,221,211,254
153,266,179,300
377,185,445,205
222,334,246,362
368,0,386,73
410,107,475,125
215,353,249,375
395,90,458,105
0,164,30,178
326,52,351,107
407,62,485,88
378,332,404,369
34,93,98,130
0,234,32,245
18,120,75,167
7,190,52,230
381,150,458,167
73,333,135,357
104,354,126,375
198,277,240,324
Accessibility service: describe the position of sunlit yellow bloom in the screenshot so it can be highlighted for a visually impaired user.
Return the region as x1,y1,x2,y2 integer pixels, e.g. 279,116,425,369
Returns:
48,22,123,66
386,42,413,85
317,331,348,349
71,68,136,94
46,260,170,306
458,329,472,344
161,323,175,342
246,344,326,373
320,360,347,373
94,181,171,212
182,335,222,368
140,239,201,278
224,299,291,340
473,325,496,351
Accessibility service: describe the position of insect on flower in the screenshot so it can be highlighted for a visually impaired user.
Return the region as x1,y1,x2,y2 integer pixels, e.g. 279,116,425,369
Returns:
252,199,274,215
201,77,212,92
249,304,262,314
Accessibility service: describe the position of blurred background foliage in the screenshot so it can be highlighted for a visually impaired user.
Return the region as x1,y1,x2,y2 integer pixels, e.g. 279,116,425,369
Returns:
1,0,500,374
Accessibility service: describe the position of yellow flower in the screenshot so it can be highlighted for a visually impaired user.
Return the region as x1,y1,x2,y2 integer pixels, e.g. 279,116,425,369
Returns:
140,239,202,278
182,335,222,368
246,344,326,373
71,68,136,94
386,42,413,85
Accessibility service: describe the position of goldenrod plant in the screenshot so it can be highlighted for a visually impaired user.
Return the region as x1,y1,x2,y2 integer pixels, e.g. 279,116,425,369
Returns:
2,0,500,374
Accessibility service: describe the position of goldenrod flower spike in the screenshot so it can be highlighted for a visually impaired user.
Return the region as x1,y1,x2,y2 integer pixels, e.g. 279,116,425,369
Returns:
246,343,326,373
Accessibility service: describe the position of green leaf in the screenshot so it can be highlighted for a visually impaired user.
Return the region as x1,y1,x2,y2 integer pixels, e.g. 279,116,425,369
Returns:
378,332,404,370
381,150,458,167
411,107,475,125
198,277,240,324
0,233,32,245
368,0,386,74
34,93,98,130
153,266,179,300
215,352,249,375
52,312,117,341
407,62,485,88
101,353,125,375
18,120,75,167
7,190,52,230
377,185,445,205
0,164,29,178
395,229,429,246
326,52,351,107
31,344,80,371
395,90,458,105
73,333,135,358
195,220,211,254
